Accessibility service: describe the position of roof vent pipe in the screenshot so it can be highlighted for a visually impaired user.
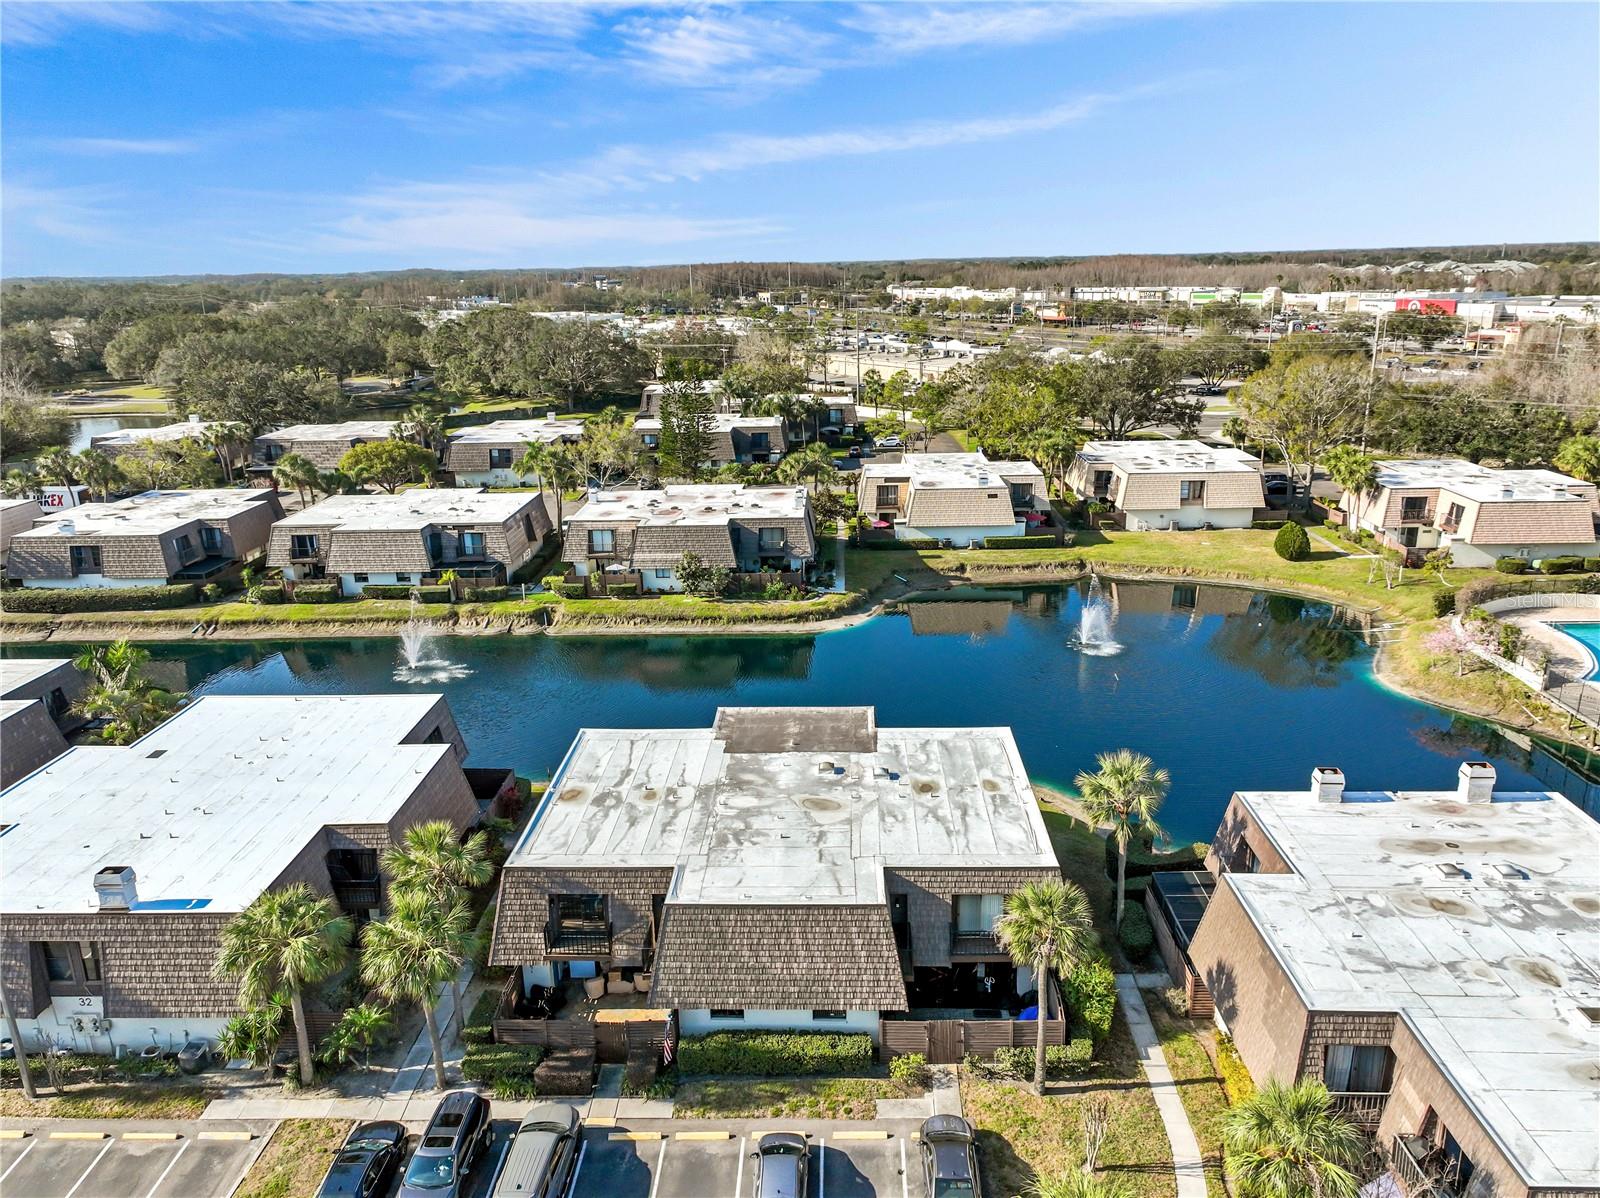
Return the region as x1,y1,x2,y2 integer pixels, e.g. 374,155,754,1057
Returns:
1311,766,1345,803
1458,761,1496,803
94,865,137,910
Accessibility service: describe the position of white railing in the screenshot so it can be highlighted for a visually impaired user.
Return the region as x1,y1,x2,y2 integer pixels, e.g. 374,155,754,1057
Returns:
1479,592,1600,614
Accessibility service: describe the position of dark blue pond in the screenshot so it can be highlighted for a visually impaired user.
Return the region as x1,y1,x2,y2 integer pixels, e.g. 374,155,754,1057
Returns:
10,580,1597,844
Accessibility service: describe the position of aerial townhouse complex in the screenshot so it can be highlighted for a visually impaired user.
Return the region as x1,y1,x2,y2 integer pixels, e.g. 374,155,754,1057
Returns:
1066,440,1267,531
1146,763,1600,1198
442,416,584,486
635,414,786,469
1338,459,1600,567
249,420,402,473
0,694,488,1057
856,452,1050,547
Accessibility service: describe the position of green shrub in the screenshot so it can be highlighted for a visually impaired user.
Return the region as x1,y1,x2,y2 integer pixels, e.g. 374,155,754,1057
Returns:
1104,835,1206,882
556,583,586,599
888,1052,931,1088
248,584,286,605
201,583,224,603
462,986,500,1046
676,1031,873,1077
1118,906,1155,963
1064,955,1117,1044
1585,558,1600,573
0,582,197,613
1494,557,1530,574
1251,519,1288,530
1273,522,1310,561
978,1038,1095,1081
1540,555,1585,575
979,534,1058,549
541,575,567,591
860,538,937,550
361,584,450,602
1216,1034,1255,1103
606,583,638,597
461,1043,544,1090
465,585,509,602
1430,590,1458,617
291,582,342,604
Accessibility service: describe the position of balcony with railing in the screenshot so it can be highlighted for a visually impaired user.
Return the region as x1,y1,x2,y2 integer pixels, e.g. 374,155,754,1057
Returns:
546,919,612,957
950,928,1003,958
1329,1091,1389,1130
1391,1135,1460,1198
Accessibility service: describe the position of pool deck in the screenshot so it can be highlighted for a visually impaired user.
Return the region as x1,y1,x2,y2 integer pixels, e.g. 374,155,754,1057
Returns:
1508,607,1600,680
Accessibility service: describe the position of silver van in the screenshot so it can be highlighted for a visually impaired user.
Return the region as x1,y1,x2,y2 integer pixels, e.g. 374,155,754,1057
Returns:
490,1103,581,1198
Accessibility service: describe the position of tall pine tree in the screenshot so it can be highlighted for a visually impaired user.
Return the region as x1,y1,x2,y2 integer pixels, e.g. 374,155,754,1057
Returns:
657,379,715,481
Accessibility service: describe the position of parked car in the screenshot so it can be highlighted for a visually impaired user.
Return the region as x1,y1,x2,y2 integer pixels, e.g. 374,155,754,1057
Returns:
492,1104,580,1198
317,1121,406,1197
847,445,864,459
751,1132,809,1198
875,435,904,449
399,1091,492,1197
919,1115,982,1198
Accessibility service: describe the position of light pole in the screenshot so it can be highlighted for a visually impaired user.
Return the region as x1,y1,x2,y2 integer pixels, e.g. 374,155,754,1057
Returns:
1,984,36,1099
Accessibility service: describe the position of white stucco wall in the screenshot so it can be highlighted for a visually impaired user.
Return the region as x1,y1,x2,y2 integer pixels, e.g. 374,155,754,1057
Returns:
1450,540,1600,569
679,1008,880,1040
1122,507,1254,531
14,994,226,1058
453,470,539,488
338,571,425,597
897,522,1022,547
22,574,167,589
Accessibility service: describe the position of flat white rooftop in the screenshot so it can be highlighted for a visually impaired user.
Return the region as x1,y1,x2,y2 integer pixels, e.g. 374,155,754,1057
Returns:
642,381,719,395
0,694,455,915
1077,440,1259,474
274,488,537,532
1228,777,1600,1189
1374,459,1594,505
90,420,219,448
0,658,74,697
575,485,807,526
634,415,782,432
447,418,583,445
508,707,1056,905
259,420,399,441
12,490,274,539
858,452,1044,487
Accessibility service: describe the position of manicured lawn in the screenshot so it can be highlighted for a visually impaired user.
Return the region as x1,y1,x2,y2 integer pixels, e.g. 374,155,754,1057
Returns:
1144,990,1232,1198
964,1008,1177,1198
1381,618,1570,737
673,1076,917,1120
234,1119,352,1198
1039,806,1115,948
0,1083,213,1119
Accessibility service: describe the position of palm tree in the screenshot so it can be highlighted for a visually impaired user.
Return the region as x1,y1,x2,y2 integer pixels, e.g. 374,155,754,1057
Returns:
2,466,41,498
994,879,1095,1094
1221,415,1249,451
1030,1175,1130,1198
398,405,447,452
214,884,353,1086
383,821,493,1030
271,452,319,505
514,440,553,492
199,422,249,483
74,448,120,501
1075,749,1169,929
777,442,837,493
72,640,178,745
315,468,360,497
1322,446,1379,514
1222,1079,1364,1198
519,443,582,530
1554,434,1600,484
361,892,472,1090
34,447,79,488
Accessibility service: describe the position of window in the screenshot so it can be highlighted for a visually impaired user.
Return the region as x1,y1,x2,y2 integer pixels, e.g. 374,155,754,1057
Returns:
172,533,195,559
1442,502,1464,531
758,527,785,550
550,894,607,949
459,531,486,558
200,526,224,554
70,545,102,574
875,484,900,510
45,687,69,720
37,941,102,994
1241,844,1260,873
1400,495,1429,522
522,514,537,540
589,529,615,554
395,573,412,583
1180,480,1206,503
641,433,659,447
263,443,283,462
812,1009,847,1022
42,942,74,982
828,409,845,425
489,448,513,469
289,534,319,559
709,1009,745,1021
425,727,444,744
954,894,1005,933
1324,1045,1393,1093
750,432,769,449
653,568,672,579
353,573,369,583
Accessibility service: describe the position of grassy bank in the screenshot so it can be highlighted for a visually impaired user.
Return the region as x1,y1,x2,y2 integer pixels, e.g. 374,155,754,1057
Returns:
0,1083,213,1119
673,1076,917,1120
234,1119,352,1198
1144,990,1232,1198
1377,619,1571,738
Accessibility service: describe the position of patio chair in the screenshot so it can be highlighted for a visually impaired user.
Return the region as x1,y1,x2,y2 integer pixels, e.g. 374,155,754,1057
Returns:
633,971,653,994
583,975,607,1001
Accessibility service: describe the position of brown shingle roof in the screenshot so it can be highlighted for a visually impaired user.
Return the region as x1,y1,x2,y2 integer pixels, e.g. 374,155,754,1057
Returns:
649,903,908,1010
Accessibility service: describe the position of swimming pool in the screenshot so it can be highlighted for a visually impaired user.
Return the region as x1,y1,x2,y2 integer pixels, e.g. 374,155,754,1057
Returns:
1556,622,1600,678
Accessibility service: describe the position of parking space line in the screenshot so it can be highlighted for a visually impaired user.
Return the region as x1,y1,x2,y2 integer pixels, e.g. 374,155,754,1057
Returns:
900,1138,909,1198
674,1131,731,1140
832,1131,892,1140
123,1131,182,1141
0,1129,28,1139
820,1138,826,1196
0,1139,37,1182
570,1140,589,1195
587,1117,617,1128
144,1138,190,1198
62,1137,115,1198
646,1135,667,1198
197,1130,254,1141
608,1131,664,1141
734,1136,746,1198
50,1131,110,1140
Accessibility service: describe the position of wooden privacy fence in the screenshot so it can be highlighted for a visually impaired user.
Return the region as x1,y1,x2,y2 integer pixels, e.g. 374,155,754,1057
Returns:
879,1016,1066,1065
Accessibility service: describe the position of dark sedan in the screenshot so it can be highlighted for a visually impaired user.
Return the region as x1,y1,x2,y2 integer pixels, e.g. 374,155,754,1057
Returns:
752,1132,809,1198
316,1120,406,1197
919,1115,982,1198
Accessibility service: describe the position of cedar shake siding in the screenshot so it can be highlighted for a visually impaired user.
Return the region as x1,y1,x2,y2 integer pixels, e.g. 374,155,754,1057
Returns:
886,867,1063,968
0,702,70,787
649,904,908,1011
562,487,817,577
1205,794,1292,876
488,867,675,967
253,423,401,471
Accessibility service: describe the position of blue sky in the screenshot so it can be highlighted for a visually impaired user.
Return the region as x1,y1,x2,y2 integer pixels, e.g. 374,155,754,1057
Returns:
3,1,1596,278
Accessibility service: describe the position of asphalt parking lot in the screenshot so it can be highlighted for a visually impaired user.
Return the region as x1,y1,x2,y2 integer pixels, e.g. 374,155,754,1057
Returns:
0,1122,270,1198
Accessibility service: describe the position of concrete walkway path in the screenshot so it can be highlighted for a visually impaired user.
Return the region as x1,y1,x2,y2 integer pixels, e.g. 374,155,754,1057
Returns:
1115,975,1208,1198
385,962,474,1099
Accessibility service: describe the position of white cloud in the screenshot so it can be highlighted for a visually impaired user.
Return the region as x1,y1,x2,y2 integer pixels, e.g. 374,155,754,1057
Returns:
840,2,1200,56
611,8,823,89
0,1,170,46
47,137,198,155
2,181,121,245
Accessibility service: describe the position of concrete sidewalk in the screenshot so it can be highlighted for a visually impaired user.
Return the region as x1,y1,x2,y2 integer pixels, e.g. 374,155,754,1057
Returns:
1115,975,1208,1198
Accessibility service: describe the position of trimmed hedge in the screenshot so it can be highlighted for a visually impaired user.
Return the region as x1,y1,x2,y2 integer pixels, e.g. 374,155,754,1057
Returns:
1063,955,1117,1045
465,585,509,602
1494,558,1529,574
858,538,937,550
291,582,342,604
0,582,197,613
1118,906,1154,963
676,1031,873,1077
555,583,586,599
462,985,500,1046
461,1043,545,1096
1251,519,1288,530
1273,522,1310,561
1540,556,1586,575
1104,835,1207,882
1454,574,1600,615
979,534,1059,550
607,583,638,597
978,1037,1095,1080
1431,590,1459,617
362,584,451,602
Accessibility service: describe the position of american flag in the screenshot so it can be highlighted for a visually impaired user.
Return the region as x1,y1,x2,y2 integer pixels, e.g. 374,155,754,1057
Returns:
662,1011,677,1066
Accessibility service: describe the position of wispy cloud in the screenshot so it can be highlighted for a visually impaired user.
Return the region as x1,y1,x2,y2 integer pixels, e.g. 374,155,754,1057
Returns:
2,180,122,244
612,8,823,90
0,0,171,46
840,2,1206,56
47,136,198,156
